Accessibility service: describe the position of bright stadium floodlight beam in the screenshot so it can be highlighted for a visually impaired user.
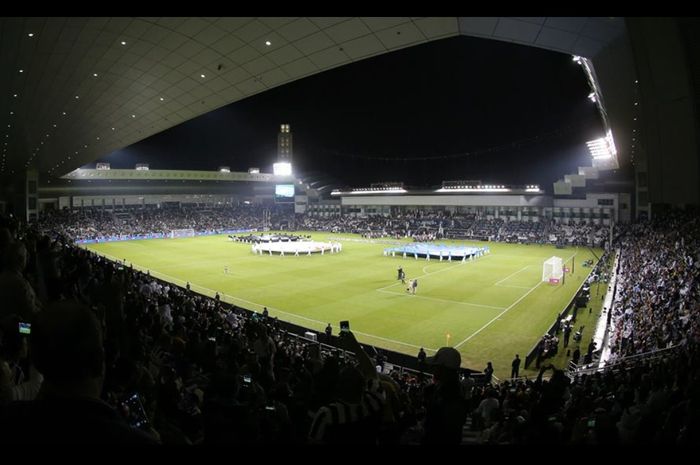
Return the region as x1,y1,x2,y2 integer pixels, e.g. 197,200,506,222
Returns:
586,136,613,159
273,162,292,176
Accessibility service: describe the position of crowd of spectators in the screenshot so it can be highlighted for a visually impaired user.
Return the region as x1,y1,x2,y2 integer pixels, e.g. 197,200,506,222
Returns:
1,207,698,444
39,205,608,248
608,212,700,360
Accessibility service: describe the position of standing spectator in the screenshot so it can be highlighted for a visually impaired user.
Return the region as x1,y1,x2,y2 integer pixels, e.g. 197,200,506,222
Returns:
483,361,494,385
308,331,384,444
417,347,426,372
422,347,469,444
511,354,521,380
325,323,332,344
563,323,572,348
572,347,581,366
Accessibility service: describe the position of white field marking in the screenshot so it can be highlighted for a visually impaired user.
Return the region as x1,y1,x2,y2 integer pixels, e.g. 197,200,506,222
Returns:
494,265,531,286
376,255,490,292
91,250,438,352
454,249,579,349
495,284,532,290
377,288,506,310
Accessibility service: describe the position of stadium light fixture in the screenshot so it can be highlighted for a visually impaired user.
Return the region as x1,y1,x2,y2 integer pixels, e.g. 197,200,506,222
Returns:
348,188,407,195
586,131,617,160
273,162,292,176
435,187,510,193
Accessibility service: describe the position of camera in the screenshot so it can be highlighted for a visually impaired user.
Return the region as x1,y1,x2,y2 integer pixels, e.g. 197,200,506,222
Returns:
18,322,31,335
339,320,350,333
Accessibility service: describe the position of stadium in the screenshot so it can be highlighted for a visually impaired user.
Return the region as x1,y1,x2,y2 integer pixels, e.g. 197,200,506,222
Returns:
0,17,698,446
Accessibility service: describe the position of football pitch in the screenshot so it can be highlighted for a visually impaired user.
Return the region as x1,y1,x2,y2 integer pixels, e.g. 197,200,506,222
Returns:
85,232,601,378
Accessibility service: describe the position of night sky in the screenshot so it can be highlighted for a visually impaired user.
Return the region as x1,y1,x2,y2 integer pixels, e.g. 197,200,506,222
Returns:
98,35,604,190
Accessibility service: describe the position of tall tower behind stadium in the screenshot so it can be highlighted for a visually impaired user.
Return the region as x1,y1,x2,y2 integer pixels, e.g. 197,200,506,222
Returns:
278,124,293,164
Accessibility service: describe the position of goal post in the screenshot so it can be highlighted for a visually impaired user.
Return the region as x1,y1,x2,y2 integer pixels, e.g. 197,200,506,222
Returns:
170,228,195,239
542,256,564,283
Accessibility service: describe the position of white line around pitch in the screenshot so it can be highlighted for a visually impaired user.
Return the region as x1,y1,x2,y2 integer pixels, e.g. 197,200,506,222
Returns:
90,249,438,353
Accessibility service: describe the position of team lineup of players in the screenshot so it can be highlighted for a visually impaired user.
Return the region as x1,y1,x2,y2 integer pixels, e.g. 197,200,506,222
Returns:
397,266,418,294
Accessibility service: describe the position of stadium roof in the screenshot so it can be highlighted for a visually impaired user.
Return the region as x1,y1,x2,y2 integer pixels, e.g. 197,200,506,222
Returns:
0,17,626,179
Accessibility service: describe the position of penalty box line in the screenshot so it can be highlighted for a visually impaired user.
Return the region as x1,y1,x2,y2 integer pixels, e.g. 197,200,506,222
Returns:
377,288,506,311
454,249,580,349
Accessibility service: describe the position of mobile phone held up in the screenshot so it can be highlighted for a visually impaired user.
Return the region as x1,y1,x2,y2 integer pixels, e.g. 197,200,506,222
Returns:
339,320,350,333
120,393,150,429
18,322,31,335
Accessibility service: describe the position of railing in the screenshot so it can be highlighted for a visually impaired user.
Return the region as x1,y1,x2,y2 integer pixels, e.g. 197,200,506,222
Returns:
568,344,680,377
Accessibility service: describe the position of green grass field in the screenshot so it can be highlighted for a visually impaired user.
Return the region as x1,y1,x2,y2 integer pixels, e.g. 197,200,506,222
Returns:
85,232,601,379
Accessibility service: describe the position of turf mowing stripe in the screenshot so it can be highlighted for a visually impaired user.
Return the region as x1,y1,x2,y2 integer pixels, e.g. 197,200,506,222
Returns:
88,249,439,353
377,289,506,310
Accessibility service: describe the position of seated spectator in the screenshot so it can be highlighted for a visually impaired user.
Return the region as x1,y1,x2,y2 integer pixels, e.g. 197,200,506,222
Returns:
0,315,43,403
0,301,158,443
0,241,41,320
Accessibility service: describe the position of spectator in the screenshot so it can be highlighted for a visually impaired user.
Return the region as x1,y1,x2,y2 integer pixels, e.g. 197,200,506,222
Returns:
417,347,426,372
484,361,494,385
421,347,469,444
308,330,385,444
511,355,521,380
0,300,158,443
0,241,42,320
325,323,332,344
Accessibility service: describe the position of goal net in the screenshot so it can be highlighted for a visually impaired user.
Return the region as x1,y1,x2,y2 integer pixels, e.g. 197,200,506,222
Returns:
170,228,195,239
542,256,564,282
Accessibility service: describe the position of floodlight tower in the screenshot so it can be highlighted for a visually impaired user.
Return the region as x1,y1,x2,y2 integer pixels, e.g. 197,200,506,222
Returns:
273,124,293,175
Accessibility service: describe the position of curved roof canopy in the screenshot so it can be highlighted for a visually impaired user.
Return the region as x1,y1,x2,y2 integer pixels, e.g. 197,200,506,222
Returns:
0,17,625,178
